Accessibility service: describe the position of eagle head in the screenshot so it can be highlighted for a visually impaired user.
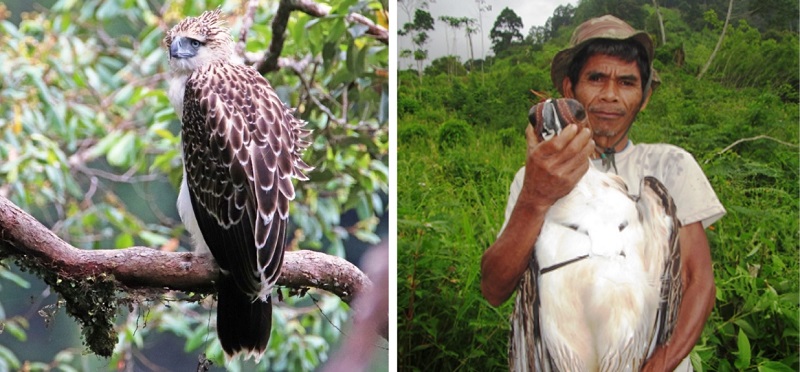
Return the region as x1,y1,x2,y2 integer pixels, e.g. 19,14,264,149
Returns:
528,98,588,142
164,8,233,73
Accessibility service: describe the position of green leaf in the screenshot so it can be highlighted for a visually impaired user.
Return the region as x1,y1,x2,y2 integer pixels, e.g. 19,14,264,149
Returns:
139,231,169,247
354,230,381,244
0,269,30,289
758,361,797,372
0,345,20,369
115,233,134,249
325,17,347,44
4,320,27,342
57,365,79,372
355,192,372,220
107,131,136,167
734,327,751,369
184,326,208,352
346,39,357,74
734,319,757,338
322,41,338,70
86,131,123,160
153,128,175,140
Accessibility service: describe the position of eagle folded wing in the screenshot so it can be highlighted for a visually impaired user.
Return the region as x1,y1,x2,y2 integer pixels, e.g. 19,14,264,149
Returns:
182,63,312,301
637,176,682,354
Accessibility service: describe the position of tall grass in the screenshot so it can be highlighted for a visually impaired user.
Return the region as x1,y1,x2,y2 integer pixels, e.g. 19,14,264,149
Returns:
398,119,526,370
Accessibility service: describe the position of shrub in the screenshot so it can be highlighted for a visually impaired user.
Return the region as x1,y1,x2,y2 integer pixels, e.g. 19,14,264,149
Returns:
398,122,430,145
399,94,421,117
437,119,474,150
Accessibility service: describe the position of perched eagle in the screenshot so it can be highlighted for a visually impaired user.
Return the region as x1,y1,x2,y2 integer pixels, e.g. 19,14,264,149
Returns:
509,99,682,371
164,9,312,360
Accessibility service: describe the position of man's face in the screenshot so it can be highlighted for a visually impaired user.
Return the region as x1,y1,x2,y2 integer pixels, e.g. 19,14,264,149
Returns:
563,54,650,151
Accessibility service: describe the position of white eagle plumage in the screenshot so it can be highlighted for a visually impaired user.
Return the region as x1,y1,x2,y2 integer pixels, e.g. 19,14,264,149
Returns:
510,99,681,372
164,9,312,360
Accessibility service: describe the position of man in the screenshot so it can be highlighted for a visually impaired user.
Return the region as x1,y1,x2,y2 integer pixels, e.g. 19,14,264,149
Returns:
480,15,726,371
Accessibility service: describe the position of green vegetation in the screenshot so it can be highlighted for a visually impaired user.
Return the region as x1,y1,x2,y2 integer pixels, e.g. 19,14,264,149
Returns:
398,1,798,371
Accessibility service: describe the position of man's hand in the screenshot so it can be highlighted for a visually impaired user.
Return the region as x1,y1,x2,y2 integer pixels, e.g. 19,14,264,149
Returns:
481,123,594,307
520,123,595,209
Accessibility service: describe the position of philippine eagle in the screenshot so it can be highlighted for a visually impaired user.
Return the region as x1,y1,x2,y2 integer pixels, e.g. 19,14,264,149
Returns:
164,9,312,360
509,98,682,372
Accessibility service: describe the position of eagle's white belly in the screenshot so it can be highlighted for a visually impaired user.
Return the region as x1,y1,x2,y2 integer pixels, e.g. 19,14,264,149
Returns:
177,169,211,256
535,168,661,371
170,72,210,257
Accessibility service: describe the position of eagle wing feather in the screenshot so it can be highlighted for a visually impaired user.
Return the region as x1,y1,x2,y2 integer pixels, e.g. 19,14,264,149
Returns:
637,176,682,351
182,61,310,300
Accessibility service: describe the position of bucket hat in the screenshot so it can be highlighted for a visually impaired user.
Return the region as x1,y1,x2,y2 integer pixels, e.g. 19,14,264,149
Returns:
551,15,660,95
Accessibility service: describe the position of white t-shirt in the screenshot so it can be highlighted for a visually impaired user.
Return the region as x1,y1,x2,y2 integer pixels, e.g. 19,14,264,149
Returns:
501,141,725,372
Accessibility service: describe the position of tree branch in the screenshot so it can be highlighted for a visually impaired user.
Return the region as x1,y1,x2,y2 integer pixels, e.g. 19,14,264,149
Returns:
347,12,389,45
0,194,375,356
236,0,260,58
697,0,733,80
704,134,799,164
256,0,300,74
253,0,387,73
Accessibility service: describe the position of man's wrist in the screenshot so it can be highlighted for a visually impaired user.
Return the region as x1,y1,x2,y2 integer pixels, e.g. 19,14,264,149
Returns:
514,188,552,217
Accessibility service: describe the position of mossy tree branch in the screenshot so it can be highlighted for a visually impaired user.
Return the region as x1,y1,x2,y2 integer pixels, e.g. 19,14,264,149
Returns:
0,194,373,357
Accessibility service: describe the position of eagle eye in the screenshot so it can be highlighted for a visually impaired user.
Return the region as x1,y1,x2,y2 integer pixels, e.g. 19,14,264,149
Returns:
190,39,202,48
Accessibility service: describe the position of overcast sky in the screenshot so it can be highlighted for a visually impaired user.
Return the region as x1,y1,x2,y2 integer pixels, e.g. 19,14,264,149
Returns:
398,0,579,68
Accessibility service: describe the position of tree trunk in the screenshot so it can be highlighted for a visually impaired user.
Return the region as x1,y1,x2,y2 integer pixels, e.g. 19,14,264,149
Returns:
697,0,734,80
465,27,475,71
652,0,666,45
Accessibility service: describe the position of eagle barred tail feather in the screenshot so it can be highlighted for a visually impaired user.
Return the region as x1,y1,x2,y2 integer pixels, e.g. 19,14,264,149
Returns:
217,275,272,362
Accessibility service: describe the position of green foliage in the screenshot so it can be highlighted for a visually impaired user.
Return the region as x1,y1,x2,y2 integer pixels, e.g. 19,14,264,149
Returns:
399,94,422,117
498,127,521,147
424,56,468,77
398,116,518,371
489,7,524,56
399,1,798,371
398,122,430,144
436,119,473,150
703,19,800,95
0,0,387,369
400,8,435,79
573,0,648,29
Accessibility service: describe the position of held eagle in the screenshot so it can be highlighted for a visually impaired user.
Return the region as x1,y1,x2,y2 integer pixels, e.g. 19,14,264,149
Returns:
164,10,312,360
509,99,682,372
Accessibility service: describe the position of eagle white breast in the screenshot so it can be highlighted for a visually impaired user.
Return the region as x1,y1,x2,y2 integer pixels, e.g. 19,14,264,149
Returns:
509,99,682,372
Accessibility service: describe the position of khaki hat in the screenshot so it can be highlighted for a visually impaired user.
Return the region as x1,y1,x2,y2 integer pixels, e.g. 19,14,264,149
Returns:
551,15,660,95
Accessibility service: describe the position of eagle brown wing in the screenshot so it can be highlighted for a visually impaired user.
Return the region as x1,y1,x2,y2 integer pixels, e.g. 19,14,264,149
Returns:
181,61,312,299
638,176,682,351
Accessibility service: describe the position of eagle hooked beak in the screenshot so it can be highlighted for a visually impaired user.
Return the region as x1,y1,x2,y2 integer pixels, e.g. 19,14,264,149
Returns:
170,36,201,59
